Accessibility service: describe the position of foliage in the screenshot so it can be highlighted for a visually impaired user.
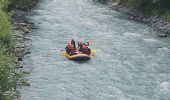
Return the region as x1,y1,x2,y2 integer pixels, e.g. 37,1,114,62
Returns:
0,46,21,100
164,11,170,22
109,0,170,21
0,0,35,99
0,0,11,10
0,0,22,99
118,0,170,10
0,10,13,47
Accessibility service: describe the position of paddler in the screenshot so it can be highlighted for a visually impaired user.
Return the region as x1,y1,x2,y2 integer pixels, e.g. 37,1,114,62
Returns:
65,42,74,55
81,44,91,55
78,42,83,52
71,39,76,50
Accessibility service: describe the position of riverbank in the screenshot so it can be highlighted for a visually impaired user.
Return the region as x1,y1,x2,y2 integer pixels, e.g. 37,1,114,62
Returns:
0,0,37,99
101,0,170,37
13,0,38,99
12,0,37,61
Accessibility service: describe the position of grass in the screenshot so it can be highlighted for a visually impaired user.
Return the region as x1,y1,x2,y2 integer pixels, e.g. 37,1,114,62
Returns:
0,10,13,46
0,1,22,99
0,46,20,100
0,0,35,99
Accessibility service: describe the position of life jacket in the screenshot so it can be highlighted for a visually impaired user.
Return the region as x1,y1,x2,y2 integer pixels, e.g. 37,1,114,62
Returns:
82,45,88,48
82,45,89,54
86,48,91,55
65,44,74,54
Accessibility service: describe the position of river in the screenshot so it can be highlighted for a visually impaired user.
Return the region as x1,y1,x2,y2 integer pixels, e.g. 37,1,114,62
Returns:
19,0,170,100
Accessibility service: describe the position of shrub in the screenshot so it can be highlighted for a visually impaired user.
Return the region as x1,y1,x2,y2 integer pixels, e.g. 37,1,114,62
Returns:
0,10,13,47
164,11,170,22
0,1,20,99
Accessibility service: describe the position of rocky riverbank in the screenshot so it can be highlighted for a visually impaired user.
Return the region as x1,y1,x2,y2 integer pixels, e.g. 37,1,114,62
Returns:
104,1,170,37
12,0,38,62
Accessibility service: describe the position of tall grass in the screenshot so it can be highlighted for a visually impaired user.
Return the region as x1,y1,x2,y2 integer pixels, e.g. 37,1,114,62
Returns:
0,46,20,100
0,10,13,46
0,0,35,99
0,1,21,99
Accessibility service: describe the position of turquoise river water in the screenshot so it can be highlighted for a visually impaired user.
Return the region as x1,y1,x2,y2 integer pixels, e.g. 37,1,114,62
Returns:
19,0,170,100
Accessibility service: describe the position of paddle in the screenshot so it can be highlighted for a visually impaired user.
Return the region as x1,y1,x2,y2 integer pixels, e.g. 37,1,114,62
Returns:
90,49,96,57
91,49,96,53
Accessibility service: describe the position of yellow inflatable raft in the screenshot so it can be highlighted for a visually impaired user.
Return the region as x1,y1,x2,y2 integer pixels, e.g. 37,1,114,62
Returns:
61,51,92,61
67,54,90,61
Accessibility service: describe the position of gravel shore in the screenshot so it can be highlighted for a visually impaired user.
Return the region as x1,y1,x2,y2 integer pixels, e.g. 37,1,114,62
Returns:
13,0,38,61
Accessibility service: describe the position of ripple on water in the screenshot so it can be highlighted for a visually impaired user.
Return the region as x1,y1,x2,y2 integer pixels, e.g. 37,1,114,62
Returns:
124,32,142,37
154,82,170,100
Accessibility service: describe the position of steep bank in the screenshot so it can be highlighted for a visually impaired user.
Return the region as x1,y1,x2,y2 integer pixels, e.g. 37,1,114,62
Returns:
97,0,170,36
0,0,37,99
12,0,38,99
12,0,38,61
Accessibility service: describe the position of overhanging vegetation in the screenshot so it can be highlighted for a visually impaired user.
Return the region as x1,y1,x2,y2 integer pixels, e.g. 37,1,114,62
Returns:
0,0,27,99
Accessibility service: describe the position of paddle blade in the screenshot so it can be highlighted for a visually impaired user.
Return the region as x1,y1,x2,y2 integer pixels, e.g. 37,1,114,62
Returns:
90,49,96,57
91,49,96,53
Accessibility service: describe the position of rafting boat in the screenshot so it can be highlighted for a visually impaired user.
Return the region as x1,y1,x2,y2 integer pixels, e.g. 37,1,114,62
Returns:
61,40,95,61
67,54,90,61
61,51,91,61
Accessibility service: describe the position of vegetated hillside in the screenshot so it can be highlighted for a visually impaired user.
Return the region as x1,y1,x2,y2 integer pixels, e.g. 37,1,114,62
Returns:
98,0,170,21
0,9,18,100
0,0,33,99
119,0,170,21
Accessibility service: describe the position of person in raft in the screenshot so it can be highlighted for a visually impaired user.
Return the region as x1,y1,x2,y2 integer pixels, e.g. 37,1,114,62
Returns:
71,39,76,50
65,42,75,55
77,42,91,55
77,42,83,52
66,40,91,55
81,44,91,55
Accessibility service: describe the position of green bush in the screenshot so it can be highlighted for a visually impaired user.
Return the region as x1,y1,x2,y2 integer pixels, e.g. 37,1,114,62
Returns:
0,46,17,100
0,10,13,47
0,0,10,10
164,11,170,22
0,1,21,99
0,0,34,99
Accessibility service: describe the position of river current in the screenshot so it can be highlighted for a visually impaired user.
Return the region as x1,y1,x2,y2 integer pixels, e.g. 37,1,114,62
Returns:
20,0,170,100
